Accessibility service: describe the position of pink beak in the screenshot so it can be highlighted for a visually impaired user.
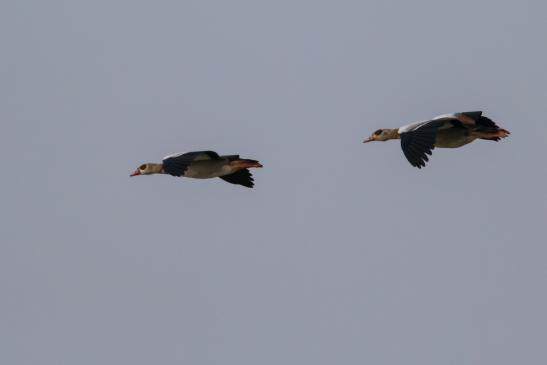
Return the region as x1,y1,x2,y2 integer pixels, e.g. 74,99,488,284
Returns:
130,169,141,177
363,136,374,143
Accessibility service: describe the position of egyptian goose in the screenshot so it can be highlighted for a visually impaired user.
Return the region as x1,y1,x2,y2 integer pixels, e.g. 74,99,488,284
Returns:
363,111,510,168
130,150,263,188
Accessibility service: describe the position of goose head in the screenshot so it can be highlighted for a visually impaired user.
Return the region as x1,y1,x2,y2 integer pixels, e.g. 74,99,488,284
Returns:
363,128,399,143
130,163,163,177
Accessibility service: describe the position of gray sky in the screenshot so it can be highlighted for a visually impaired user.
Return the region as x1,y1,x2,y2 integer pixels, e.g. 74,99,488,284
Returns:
2,0,547,364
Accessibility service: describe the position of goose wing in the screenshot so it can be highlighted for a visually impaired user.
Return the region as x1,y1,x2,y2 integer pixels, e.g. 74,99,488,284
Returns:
399,120,445,168
162,150,221,176
219,169,255,188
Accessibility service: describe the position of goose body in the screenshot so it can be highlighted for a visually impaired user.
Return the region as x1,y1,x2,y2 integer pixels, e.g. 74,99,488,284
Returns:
131,150,262,188
364,111,510,168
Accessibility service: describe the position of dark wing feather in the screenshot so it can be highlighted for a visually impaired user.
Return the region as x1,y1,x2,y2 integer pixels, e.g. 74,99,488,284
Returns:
220,155,240,161
162,150,221,176
478,116,497,127
460,111,483,122
476,115,500,129
460,111,499,128
400,124,439,168
219,169,255,188
162,154,192,176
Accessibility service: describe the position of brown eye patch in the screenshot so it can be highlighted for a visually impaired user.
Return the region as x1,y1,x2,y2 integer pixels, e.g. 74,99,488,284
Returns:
139,164,147,170
374,129,383,135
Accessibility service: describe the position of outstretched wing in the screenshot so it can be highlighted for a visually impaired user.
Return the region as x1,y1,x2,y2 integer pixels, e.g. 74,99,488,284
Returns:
219,169,255,188
162,150,220,176
400,120,444,168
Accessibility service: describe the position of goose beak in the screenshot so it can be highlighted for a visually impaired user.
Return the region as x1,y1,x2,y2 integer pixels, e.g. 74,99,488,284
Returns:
130,169,141,177
363,136,374,143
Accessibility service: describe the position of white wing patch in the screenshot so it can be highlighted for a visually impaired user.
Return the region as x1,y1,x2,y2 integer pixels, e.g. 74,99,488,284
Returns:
163,152,186,160
433,113,456,120
398,120,430,133
163,151,218,162
399,115,459,134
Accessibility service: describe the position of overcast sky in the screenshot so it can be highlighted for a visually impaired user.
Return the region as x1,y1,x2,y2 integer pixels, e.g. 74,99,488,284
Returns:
2,0,547,364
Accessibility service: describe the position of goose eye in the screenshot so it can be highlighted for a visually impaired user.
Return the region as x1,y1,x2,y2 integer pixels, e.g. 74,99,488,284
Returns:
139,164,147,170
374,129,383,135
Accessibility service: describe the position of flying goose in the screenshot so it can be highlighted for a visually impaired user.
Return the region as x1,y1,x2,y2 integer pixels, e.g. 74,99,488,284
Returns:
130,150,262,188
363,111,510,168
